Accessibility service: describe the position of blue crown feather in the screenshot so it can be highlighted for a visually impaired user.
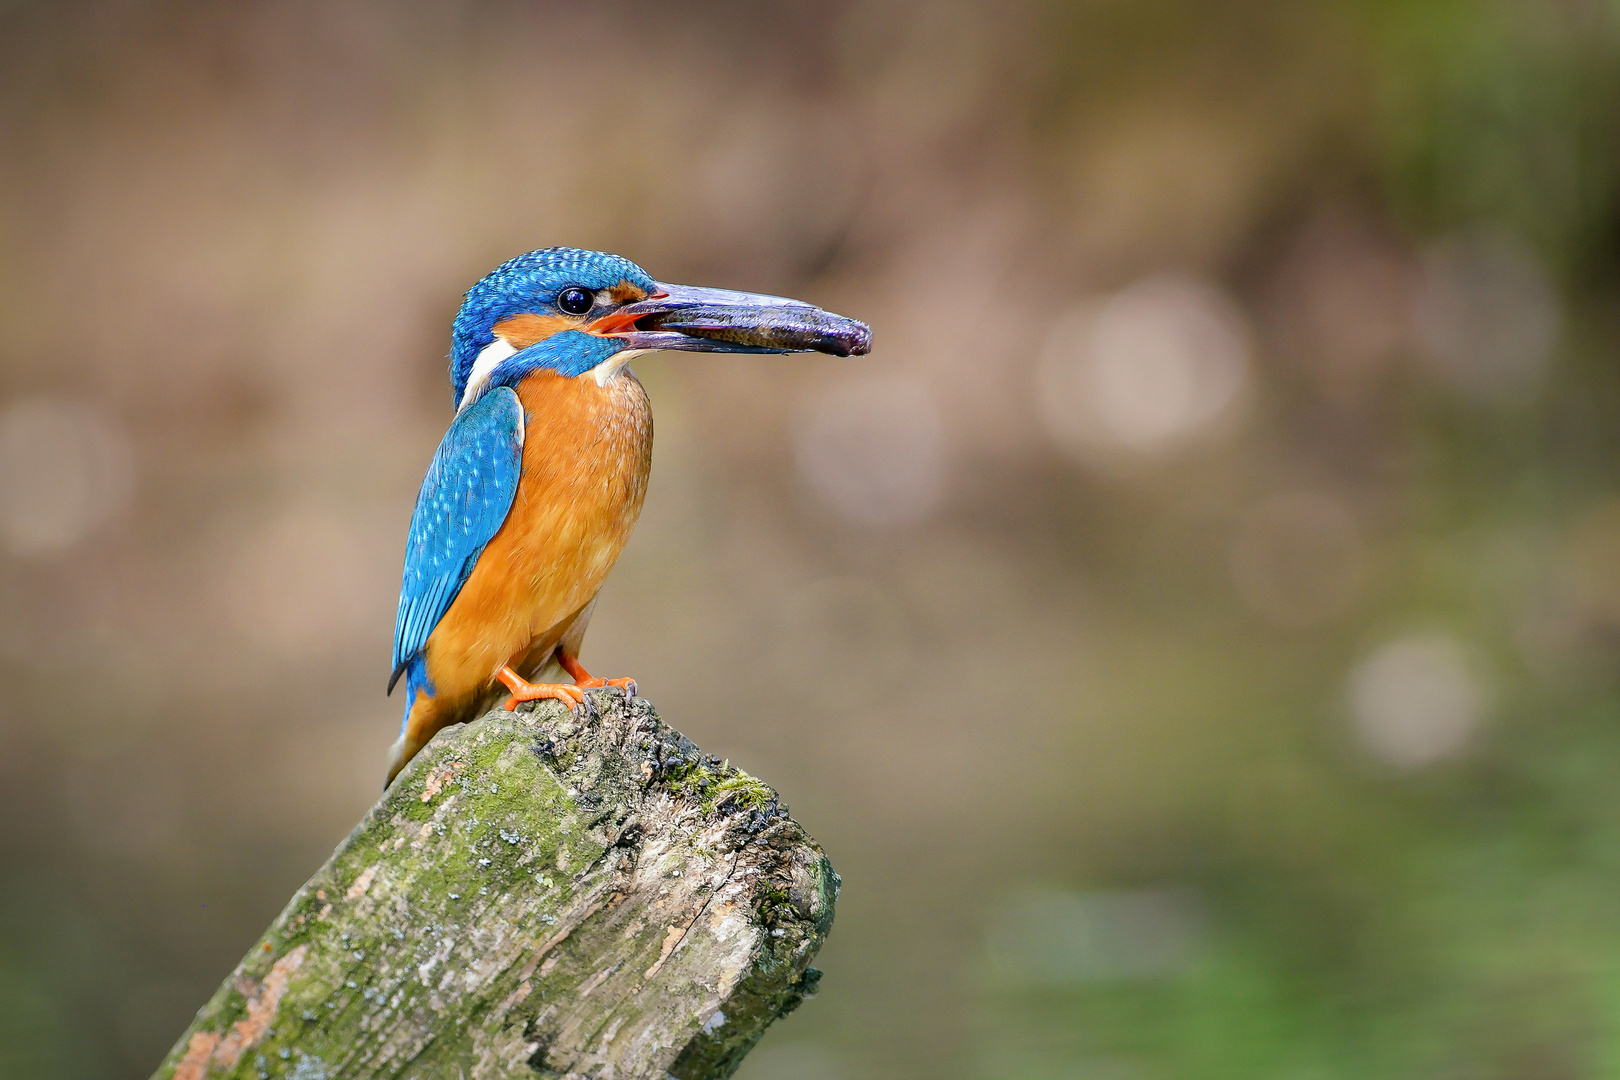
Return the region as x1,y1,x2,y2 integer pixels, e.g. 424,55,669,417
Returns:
448,247,658,406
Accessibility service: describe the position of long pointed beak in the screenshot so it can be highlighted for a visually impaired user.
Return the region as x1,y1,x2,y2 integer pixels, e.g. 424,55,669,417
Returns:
595,283,871,357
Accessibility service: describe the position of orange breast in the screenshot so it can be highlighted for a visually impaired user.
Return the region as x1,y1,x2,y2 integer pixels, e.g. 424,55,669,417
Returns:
422,367,653,703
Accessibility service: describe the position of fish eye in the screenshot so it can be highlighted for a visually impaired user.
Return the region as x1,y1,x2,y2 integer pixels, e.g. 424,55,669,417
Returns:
556,287,594,316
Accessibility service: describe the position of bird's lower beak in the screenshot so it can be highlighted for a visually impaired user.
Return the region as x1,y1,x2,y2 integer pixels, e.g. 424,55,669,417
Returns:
592,283,871,357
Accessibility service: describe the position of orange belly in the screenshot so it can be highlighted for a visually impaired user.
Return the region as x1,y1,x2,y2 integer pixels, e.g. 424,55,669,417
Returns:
409,367,652,741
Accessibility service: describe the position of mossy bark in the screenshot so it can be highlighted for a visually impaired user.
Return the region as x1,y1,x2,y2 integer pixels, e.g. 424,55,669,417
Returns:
152,691,836,1080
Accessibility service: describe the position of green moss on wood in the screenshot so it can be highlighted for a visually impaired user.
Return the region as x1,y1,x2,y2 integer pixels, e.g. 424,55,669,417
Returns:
152,692,834,1080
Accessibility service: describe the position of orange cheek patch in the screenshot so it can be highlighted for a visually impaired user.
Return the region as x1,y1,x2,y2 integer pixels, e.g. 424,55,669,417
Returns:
609,280,650,303
493,313,577,349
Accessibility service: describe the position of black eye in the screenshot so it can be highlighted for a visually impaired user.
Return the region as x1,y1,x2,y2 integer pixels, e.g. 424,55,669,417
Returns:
556,286,593,316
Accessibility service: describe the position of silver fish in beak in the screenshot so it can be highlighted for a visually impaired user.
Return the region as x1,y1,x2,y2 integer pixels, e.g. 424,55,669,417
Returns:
605,283,872,357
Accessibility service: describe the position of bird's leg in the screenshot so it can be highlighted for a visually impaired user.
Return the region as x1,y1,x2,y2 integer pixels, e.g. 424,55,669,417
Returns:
558,653,637,699
496,665,589,712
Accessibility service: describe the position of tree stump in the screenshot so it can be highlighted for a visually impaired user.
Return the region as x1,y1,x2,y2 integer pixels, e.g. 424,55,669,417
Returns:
151,691,837,1080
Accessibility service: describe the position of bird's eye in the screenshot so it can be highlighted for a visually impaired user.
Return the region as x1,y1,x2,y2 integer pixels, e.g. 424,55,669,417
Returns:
556,287,594,316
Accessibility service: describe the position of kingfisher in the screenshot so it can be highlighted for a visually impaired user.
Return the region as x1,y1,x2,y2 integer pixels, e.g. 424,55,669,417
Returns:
385,247,871,784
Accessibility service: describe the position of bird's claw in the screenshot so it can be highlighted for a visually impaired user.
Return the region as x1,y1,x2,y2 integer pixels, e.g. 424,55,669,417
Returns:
592,676,636,700
556,656,636,703
496,666,589,714
506,661,636,719
572,675,637,697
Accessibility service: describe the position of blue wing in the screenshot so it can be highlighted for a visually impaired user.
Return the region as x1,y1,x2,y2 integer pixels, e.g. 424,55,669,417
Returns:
388,386,524,692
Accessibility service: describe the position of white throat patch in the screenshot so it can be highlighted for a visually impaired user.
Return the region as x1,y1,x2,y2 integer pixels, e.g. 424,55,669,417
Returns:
589,348,650,387
458,336,517,411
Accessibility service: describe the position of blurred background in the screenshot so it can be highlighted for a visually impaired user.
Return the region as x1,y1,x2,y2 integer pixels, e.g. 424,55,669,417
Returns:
4,1,1620,1077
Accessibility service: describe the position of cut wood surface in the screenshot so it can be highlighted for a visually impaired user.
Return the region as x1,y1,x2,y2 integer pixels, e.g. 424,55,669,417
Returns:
152,691,837,1080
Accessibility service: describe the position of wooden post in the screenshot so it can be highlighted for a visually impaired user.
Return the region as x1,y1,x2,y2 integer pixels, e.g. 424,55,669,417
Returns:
151,692,836,1080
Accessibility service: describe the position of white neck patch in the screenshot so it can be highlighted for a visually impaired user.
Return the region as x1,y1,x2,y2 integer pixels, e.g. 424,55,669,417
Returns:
590,348,650,387
458,336,517,411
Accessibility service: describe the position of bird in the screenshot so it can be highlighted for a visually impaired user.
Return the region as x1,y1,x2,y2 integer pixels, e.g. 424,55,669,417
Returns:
385,247,871,784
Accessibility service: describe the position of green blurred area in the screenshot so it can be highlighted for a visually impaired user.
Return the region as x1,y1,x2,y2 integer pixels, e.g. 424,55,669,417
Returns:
5,1,1620,1078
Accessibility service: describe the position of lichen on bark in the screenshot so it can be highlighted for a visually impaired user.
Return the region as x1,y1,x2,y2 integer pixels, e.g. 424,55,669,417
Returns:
152,691,837,1080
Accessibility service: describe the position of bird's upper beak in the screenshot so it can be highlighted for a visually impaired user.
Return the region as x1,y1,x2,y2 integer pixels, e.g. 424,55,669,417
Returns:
591,283,872,357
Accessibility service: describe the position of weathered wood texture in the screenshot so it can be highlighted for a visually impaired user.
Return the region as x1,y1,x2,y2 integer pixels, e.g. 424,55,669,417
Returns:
152,691,837,1080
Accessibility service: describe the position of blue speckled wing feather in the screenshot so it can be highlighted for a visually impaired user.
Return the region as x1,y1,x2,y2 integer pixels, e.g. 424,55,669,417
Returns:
389,386,524,691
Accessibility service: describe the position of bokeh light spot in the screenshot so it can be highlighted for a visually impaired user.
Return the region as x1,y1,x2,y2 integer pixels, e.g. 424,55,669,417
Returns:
1037,274,1250,458
1348,634,1486,769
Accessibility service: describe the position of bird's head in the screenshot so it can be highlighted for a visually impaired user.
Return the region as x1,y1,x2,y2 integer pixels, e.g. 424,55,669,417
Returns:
449,247,871,409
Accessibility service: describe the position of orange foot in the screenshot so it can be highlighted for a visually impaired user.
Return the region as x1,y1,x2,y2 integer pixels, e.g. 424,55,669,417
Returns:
558,654,637,699
497,665,589,713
